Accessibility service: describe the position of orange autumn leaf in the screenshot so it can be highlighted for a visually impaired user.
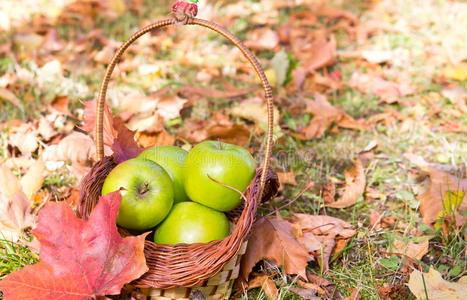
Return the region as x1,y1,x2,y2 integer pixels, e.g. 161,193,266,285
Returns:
327,158,366,208
291,214,356,271
248,274,279,300
302,94,366,139
240,217,310,281
406,154,467,225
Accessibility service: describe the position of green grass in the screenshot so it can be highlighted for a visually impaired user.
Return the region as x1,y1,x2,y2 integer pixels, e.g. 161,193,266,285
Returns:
0,239,38,279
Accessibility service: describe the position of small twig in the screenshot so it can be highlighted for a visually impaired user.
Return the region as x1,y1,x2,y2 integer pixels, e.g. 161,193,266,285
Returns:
303,223,336,233
217,138,222,150
207,175,248,203
265,182,314,217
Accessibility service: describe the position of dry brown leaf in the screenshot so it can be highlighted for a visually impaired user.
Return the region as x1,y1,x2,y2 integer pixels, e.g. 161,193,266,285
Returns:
155,95,187,122
0,164,23,199
358,140,378,167
245,28,279,50
291,214,356,271
349,72,415,104
230,97,280,130
306,272,344,298
303,94,342,139
82,98,117,148
0,165,36,241
292,38,336,89
408,268,467,300
297,278,325,294
205,114,251,146
1,157,34,172
64,188,81,208
240,217,310,281
51,96,72,116
136,130,176,148
298,38,336,71
292,214,356,241
277,171,298,189
315,5,359,24
356,19,397,43
20,159,46,202
414,165,467,225
289,287,320,300
93,45,118,64
38,118,57,141
180,113,251,146
70,162,91,185
9,123,38,155
0,87,21,108
327,158,366,208
248,274,279,300
303,94,364,139
44,132,96,165
292,223,322,253
370,210,396,229
377,284,406,300
391,237,429,260
322,181,336,204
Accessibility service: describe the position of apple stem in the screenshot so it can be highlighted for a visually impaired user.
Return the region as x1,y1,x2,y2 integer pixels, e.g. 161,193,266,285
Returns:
217,138,222,150
139,182,150,196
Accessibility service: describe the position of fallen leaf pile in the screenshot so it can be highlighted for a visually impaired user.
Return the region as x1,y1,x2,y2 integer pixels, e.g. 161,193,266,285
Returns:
0,191,148,299
240,214,356,295
0,159,46,242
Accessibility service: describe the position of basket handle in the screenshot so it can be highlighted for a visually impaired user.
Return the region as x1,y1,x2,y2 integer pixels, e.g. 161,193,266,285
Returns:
95,18,274,198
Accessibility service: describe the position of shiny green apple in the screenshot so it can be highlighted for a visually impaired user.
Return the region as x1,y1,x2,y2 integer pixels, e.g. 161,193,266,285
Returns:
138,146,189,203
183,140,256,211
101,158,174,231
154,202,230,244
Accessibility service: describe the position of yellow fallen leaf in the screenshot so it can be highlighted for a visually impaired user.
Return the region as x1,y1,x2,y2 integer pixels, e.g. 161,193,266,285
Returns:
408,268,467,300
444,63,467,81
21,159,46,202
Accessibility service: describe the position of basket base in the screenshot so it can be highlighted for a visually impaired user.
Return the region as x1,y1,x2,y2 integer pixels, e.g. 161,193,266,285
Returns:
123,241,247,300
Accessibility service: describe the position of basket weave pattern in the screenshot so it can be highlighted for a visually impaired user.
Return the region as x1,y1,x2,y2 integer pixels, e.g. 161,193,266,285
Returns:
122,241,248,300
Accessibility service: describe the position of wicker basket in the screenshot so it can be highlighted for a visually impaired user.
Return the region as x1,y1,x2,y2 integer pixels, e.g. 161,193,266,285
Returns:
78,15,279,300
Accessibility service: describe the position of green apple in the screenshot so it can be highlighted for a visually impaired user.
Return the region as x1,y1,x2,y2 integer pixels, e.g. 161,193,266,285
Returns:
154,202,230,244
101,158,174,231
183,140,256,211
138,146,189,203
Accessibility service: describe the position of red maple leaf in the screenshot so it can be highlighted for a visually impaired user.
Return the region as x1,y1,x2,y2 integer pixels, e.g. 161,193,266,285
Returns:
81,98,142,162
0,191,148,299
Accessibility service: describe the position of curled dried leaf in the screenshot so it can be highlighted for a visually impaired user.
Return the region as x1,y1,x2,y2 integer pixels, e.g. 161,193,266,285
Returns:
326,158,366,208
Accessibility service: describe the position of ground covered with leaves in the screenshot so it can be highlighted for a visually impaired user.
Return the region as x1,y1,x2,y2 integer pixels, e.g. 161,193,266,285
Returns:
0,0,466,299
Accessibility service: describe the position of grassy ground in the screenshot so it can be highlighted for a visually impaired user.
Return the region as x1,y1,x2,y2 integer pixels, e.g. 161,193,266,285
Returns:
0,0,466,299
